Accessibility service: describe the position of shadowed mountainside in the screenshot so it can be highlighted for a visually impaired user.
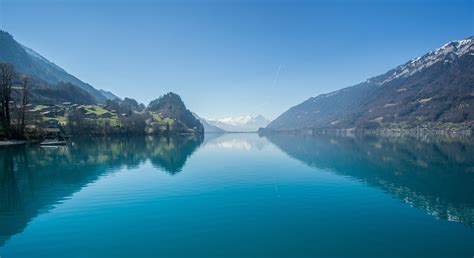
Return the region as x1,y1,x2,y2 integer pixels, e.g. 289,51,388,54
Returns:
266,37,474,132
0,30,112,103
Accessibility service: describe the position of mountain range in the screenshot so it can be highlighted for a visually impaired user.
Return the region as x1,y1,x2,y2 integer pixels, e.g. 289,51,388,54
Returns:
193,113,227,133
206,115,270,132
265,36,474,132
2,29,472,134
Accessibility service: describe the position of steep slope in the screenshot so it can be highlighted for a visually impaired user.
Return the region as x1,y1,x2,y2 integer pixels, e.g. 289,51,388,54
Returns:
99,90,121,101
32,81,97,105
0,65,99,105
266,36,474,131
148,92,204,133
207,115,270,132
0,30,114,102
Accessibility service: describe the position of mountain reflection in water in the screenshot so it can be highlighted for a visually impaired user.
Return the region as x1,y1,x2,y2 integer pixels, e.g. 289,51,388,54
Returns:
0,133,473,255
0,135,203,246
264,133,474,227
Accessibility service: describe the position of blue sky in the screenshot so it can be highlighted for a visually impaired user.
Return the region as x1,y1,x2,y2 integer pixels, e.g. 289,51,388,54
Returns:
0,0,472,119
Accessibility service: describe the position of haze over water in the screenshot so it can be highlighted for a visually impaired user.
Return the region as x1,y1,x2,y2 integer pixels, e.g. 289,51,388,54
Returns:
0,133,473,257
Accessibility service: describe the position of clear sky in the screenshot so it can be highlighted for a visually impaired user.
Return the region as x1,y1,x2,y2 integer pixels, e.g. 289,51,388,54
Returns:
0,0,472,119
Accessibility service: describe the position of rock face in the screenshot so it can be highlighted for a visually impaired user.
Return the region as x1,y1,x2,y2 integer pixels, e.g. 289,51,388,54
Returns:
266,36,474,131
148,92,204,134
0,30,115,102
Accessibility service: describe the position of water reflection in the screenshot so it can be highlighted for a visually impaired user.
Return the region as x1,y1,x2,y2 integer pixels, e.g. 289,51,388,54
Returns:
146,135,204,174
0,135,203,246
1,132,473,252
264,133,474,227
203,133,269,151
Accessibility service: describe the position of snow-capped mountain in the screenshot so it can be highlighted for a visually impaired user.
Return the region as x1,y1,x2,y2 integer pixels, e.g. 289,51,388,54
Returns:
378,37,473,85
266,36,474,131
207,115,270,132
193,113,227,133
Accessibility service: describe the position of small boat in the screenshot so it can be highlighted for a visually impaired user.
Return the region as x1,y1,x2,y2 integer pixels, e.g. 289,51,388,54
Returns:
40,139,67,146
40,125,68,146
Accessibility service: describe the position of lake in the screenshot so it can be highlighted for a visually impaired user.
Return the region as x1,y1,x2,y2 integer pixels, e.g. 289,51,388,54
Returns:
0,133,473,257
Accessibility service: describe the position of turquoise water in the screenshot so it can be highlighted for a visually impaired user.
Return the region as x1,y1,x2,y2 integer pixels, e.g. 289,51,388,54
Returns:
0,133,473,257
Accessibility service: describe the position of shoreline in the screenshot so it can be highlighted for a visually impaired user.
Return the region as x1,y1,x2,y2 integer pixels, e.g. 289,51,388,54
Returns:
0,140,28,146
258,128,473,138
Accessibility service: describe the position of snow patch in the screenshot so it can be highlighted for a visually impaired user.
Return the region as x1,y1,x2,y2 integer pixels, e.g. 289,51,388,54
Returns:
381,38,473,84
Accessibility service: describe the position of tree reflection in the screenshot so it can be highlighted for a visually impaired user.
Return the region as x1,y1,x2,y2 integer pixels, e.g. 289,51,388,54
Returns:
0,135,203,246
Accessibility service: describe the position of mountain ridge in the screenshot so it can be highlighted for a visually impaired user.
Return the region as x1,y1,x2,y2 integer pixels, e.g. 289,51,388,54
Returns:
265,36,474,132
207,115,270,132
0,30,116,103
193,113,227,133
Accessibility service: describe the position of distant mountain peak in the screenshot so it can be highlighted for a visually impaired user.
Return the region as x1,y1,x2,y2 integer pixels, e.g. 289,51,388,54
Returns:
210,115,269,125
193,113,226,133
207,115,270,132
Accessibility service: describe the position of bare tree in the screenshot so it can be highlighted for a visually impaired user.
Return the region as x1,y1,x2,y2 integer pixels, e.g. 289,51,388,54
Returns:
17,76,30,137
0,63,15,137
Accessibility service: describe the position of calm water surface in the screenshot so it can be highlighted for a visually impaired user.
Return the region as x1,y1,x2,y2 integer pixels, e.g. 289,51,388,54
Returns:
0,133,473,257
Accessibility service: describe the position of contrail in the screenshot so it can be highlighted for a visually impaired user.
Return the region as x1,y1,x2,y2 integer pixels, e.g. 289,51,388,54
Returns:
271,64,282,89
257,64,282,112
